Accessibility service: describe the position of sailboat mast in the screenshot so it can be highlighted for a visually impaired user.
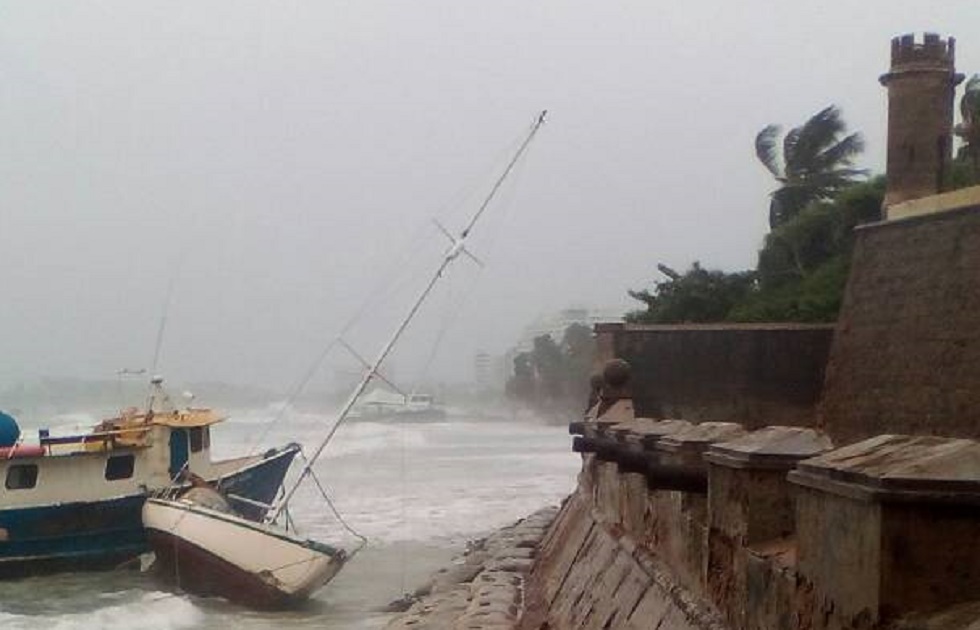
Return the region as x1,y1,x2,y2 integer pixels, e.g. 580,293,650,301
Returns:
268,110,547,522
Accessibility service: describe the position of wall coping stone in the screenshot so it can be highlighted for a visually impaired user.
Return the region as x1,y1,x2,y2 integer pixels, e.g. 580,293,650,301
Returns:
789,434,980,504
594,322,837,333
857,199,980,232
614,418,693,447
705,426,834,471
657,422,747,456
885,185,980,221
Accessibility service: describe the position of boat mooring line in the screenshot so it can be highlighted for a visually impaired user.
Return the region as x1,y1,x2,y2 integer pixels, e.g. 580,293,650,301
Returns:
302,454,368,546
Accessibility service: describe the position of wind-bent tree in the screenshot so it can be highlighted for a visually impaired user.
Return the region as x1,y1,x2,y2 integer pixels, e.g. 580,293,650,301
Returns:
755,106,866,228
626,263,756,324
955,74,980,181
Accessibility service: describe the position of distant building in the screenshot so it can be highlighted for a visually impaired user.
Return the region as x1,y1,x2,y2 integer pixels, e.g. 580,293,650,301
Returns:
474,351,493,390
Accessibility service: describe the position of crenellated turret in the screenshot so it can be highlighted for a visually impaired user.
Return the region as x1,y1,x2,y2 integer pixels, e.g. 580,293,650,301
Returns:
880,33,964,210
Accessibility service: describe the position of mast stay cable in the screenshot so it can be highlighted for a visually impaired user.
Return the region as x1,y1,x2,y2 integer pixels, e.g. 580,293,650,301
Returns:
267,110,548,523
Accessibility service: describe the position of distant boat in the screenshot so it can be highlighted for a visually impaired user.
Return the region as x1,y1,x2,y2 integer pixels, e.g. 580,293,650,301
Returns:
0,378,298,578
142,110,547,609
351,388,447,422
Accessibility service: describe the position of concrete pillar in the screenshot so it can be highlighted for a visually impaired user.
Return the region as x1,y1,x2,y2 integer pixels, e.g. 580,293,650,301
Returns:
704,427,833,629
789,435,980,629
648,422,746,595
608,418,693,537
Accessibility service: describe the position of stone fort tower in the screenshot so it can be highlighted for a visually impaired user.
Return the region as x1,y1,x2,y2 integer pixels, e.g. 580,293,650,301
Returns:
879,33,964,209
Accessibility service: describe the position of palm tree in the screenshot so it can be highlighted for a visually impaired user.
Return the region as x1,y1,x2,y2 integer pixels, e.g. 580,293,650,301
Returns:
955,74,980,181
755,106,866,228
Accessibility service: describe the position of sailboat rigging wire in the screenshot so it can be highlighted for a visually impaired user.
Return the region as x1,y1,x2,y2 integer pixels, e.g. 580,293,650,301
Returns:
245,119,534,454
267,110,547,523
412,138,534,385
247,337,340,455
460,110,547,239
147,221,198,377
245,217,436,456
307,465,368,549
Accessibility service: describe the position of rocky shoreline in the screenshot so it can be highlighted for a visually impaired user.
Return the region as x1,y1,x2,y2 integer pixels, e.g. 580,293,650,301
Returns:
383,506,559,630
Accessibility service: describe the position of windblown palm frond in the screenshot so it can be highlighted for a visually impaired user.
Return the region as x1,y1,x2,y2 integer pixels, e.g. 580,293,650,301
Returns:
810,132,865,175
755,125,784,179
755,106,866,228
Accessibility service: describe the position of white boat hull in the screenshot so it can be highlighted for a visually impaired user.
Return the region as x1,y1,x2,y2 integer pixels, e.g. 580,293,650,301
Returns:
143,498,346,608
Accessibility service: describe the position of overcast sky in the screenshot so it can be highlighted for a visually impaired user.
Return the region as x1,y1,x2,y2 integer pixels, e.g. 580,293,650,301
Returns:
1,2,978,392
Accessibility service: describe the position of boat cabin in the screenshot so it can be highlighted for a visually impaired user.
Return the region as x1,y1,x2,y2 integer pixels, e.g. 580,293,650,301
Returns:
0,407,233,511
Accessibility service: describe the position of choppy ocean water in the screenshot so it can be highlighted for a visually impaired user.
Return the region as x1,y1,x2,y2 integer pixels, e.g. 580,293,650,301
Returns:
0,409,579,629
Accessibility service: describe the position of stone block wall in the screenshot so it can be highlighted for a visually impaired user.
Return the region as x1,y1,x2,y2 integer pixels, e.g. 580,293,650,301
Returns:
819,205,980,444
528,420,980,630
594,323,835,429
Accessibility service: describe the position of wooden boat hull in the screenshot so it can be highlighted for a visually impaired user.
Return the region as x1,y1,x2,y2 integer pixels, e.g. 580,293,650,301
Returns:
0,444,299,578
143,498,346,609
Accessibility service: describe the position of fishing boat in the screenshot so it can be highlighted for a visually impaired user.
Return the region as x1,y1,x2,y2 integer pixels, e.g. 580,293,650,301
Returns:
142,111,547,608
0,377,299,578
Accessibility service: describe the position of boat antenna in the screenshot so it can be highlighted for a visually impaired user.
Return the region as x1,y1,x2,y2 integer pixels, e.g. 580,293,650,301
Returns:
268,110,547,522
144,234,194,411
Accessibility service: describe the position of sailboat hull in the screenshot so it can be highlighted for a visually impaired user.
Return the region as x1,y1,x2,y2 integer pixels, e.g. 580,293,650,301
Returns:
143,498,346,609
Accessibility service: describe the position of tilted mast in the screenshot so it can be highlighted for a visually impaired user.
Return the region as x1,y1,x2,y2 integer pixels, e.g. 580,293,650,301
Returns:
268,110,547,522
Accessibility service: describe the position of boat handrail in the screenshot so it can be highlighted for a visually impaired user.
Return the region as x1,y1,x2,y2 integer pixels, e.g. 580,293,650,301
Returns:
225,493,274,511
38,425,154,451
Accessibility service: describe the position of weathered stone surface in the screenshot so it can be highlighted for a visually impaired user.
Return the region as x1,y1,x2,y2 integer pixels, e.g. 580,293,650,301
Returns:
704,427,833,627
892,600,980,630
519,484,726,630
384,507,559,630
791,435,980,629
593,322,834,428
658,422,747,465
819,206,980,444
706,426,833,470
879,33,962,207
743,541,797,630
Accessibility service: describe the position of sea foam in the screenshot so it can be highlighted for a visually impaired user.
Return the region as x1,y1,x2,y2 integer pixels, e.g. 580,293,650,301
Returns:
0,593,202,630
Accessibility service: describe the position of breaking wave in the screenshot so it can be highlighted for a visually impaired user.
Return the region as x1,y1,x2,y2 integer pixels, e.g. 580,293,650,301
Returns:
0,592,202,630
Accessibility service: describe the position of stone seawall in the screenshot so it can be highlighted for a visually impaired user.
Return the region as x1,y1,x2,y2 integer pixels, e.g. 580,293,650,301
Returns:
385,508,556,630
594,323,835,430
382,416,980,630
519,417,980,630
520,490,726,630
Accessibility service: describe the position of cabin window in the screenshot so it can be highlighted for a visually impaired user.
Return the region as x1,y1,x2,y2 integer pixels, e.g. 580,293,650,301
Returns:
189,427,206,453
5,464,38,490
105,454,135,481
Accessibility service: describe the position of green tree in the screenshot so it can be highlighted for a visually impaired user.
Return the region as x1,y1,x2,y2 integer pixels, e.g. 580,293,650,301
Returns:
531,335,565,399
505,325,597,417
755,106,866,228
561,323,595,397
732,177,884,322
954,74,980,183
505,352,535,402
626,263,756,324
756,177,884,289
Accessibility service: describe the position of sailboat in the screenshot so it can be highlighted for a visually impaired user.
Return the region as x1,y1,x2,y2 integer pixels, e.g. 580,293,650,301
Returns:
141,111,547,608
